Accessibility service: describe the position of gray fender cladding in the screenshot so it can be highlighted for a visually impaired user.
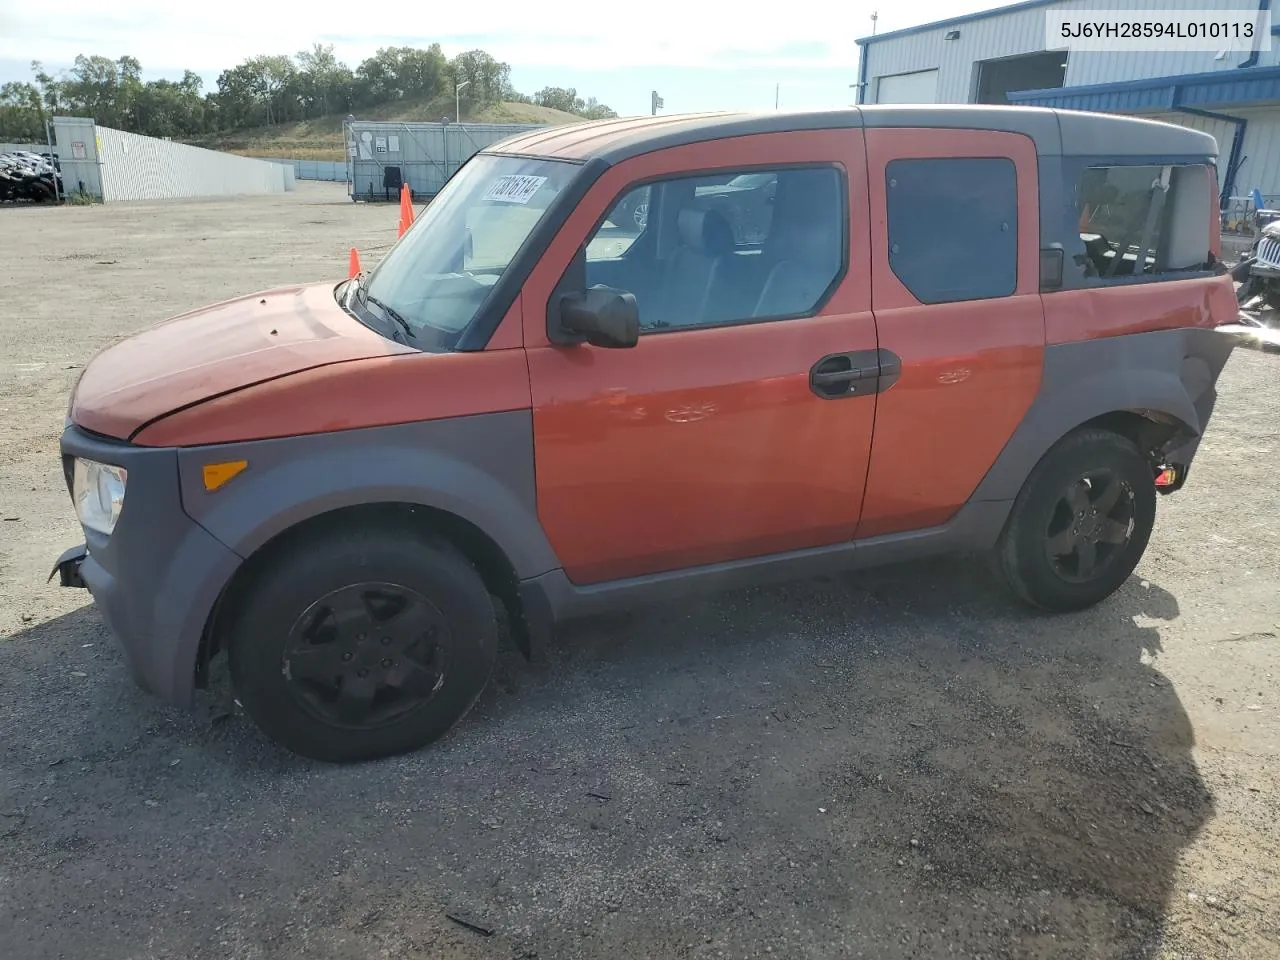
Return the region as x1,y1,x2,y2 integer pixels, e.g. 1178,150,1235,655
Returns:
970,327,1236,504
58,425,242,707
176,411,561,580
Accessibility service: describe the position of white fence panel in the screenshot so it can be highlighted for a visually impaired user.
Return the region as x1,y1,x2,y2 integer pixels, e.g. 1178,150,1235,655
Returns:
51,117,101,199
0,142,57,156
91,124,291,202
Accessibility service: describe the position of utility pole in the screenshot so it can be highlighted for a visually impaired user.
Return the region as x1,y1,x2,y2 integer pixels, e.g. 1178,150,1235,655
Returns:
871,11,879,35
455,80,470,123
775,83,780,109
651,90,664,115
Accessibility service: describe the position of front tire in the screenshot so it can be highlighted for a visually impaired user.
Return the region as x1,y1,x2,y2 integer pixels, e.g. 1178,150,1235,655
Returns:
224,525,498,762
995,428,1156,612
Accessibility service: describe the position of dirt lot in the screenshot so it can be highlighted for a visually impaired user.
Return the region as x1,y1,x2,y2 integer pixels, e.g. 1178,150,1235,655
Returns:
1,183,1278,960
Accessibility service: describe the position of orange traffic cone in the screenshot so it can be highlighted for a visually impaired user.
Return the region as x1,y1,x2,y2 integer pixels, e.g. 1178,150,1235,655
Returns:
398,183,415,237
348,247,362,278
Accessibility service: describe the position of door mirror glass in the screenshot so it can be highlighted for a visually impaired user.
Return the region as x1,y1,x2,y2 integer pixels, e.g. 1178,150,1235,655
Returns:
559,285,640,348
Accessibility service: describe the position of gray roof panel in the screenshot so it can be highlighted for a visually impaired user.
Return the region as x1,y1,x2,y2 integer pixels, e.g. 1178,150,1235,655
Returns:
1054,108,1219,158
483,106,1218,166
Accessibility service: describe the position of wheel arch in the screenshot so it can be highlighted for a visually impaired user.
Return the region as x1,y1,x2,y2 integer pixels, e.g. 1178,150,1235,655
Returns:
179,415,559,680
971,331,1228,505
200,500,538,681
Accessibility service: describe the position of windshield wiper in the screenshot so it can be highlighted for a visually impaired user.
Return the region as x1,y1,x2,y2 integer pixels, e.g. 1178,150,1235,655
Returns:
357,283,415,342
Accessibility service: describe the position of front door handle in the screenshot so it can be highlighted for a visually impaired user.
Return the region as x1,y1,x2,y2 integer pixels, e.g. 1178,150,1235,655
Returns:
811,366,879,386
809,349,901,399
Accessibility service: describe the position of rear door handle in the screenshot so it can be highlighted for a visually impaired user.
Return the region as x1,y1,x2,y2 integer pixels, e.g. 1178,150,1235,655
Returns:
809,349,902,399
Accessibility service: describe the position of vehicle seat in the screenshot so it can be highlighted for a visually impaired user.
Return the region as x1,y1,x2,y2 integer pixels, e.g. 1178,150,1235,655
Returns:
752,169,843,317
752,223,842,317
654,208,736,328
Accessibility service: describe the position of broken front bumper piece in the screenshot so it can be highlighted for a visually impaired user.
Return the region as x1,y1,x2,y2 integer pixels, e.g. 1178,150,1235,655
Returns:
50,543,88,589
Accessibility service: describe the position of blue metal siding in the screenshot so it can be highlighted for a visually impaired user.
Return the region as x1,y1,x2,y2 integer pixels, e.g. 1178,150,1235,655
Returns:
260,158,348,182
861,0,1280,105
1008,65,1280,110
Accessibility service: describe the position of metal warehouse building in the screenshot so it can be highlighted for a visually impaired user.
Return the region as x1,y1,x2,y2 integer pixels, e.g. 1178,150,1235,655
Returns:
344,120,544,201
856,0,1280,205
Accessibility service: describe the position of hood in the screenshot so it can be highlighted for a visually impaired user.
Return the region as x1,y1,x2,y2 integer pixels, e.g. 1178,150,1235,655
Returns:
70,281,415,440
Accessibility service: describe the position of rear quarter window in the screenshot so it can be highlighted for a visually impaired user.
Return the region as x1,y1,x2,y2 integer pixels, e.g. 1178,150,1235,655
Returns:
885,157,1018,304
1074,162,1212,282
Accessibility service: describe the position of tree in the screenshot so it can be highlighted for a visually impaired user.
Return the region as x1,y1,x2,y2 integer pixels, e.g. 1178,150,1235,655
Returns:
354,45,447,107
61,55,125,126
295,44,354,118
0,46,618,145
0,81,46,140
131,72,207,138
247,55,299,126
534,86,584,114
581,97,617,120
31,61,62,115
449,49,512,108
216,62,268,128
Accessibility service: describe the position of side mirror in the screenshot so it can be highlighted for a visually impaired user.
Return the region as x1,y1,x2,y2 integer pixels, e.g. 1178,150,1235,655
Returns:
558,286,639,348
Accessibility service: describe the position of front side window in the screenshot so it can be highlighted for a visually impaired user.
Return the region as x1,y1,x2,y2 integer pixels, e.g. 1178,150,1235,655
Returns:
1074,163,1212,282
577,165,845,332
359,153,578,350
885,156,1019,304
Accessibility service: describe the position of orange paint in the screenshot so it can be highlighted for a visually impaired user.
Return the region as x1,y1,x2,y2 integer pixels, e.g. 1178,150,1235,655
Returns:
857,128,1045,538
1043,274,1236,346
72,282,413,441
133,347,533,447
523,129,879,585
485,295,526,351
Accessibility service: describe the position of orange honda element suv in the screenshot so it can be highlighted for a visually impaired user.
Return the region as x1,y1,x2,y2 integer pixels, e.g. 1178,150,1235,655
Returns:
54,107,1241,762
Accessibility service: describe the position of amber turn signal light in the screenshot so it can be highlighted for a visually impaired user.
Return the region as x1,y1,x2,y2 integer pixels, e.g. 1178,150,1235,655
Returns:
203,460,248,492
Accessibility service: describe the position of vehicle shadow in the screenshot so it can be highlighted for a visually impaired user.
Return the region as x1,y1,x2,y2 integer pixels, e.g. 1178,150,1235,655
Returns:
0,556,1209,960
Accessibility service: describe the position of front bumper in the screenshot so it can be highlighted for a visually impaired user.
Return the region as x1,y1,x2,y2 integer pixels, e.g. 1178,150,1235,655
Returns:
55,425,242,707
50,543,87,588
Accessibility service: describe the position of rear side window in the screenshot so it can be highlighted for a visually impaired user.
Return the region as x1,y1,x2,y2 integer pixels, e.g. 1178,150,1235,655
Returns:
1075,163,1212,281
885,157,1018,304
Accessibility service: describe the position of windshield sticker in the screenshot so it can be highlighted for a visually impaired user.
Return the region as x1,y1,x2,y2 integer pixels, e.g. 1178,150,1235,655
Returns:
482,175,548,204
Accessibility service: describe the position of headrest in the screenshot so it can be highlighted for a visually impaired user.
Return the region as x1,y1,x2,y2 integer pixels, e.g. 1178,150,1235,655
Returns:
677,207,735,256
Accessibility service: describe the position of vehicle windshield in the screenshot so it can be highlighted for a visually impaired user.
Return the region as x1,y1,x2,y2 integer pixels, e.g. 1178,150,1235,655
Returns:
359,153,578,350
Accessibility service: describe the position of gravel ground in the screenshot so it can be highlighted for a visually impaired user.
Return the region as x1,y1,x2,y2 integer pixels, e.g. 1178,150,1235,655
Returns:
1,183,1278,960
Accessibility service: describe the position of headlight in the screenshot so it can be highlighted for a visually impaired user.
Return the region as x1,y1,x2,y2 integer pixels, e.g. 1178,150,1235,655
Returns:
72,458,127,535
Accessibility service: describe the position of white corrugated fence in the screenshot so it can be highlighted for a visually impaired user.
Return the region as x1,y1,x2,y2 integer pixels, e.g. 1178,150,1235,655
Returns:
48,116,294,202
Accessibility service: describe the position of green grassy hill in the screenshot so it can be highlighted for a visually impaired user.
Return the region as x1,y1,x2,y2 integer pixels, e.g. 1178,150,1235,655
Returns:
193,100,586,161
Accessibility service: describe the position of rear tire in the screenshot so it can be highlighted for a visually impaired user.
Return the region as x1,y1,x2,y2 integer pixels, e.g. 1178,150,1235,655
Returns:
225,525,498,762
995,428,1156,612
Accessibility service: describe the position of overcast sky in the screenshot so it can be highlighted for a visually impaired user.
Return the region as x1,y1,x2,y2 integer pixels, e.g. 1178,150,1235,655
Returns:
0,0,1007,115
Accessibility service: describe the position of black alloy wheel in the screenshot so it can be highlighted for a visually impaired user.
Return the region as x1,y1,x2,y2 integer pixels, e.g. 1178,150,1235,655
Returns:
996,428,1157,612
225,525,498,762
1043,469,1136,585
282,582,451,730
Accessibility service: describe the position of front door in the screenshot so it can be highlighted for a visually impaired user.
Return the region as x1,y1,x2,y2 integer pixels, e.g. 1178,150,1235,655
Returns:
522,130,882,585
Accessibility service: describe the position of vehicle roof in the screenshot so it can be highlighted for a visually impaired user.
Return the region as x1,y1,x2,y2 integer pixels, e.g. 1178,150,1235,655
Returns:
484,105,1219,164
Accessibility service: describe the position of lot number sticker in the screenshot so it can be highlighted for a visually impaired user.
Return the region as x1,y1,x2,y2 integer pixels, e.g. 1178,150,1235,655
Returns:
483,175,547,204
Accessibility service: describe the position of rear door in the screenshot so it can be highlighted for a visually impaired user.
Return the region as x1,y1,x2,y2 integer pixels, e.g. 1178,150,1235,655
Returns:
858,128,1046,538
520,130,882,585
